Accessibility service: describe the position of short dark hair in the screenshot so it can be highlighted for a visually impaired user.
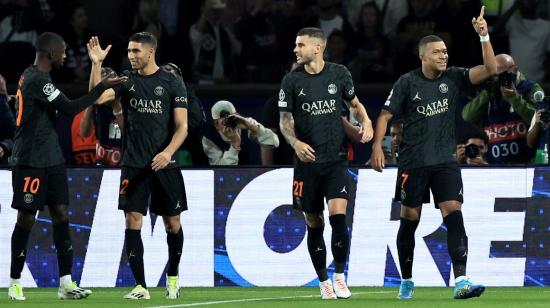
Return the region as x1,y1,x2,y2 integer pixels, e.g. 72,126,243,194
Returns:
129,32,157,48
297,27,326,43
466,130,489,145
35,32,64,53
418,35,443,54
162,62,182,76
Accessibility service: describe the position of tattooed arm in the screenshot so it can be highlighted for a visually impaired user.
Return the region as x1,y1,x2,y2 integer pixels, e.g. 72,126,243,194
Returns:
280,111,315,162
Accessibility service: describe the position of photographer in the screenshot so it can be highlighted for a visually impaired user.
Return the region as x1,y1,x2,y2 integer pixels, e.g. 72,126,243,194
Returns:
202,100,279,165
462,54,542,164
457,130,489,165
527,93,549,164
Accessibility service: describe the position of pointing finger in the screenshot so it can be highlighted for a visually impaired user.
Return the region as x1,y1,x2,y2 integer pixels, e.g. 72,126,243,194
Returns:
479,5,485,19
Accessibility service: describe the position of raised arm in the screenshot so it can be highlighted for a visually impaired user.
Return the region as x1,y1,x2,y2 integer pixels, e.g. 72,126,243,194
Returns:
87,36,116,103
468,6,497,85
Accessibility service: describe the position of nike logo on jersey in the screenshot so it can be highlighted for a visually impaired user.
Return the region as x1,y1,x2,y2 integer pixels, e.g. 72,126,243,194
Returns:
298,88,306,96
413,92,421,101
129,85,135,92
340,186,347,194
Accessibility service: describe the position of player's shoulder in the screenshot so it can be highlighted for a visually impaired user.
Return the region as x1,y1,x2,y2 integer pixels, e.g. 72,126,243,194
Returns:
23,66,51,83
393,69,418,86
325,62,349,74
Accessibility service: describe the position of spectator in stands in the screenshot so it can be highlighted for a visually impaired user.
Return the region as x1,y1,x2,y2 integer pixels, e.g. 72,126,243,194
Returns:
80,67,122,166
326,30,352,66
462,54,542,164
189,0,242,84
0,73,14,165
349,1,391,82
0,0,44,82
388,119,403,164
456,130,489,165
307,0,355,42
132,0,161,43
346,0,408,38
392,0,452,76
54,5,90,83
527,93,549,164
234,0,284,82
203,100,279,165
496,0,550,82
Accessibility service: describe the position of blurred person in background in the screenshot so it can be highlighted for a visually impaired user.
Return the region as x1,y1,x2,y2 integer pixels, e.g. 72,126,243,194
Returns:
0,73,15,165
203,99,279,165
462,53,542,164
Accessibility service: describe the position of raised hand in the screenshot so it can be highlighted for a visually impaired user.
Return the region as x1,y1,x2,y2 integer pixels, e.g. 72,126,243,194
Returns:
472,6,488,36
100,72,127,89
87,36,112,64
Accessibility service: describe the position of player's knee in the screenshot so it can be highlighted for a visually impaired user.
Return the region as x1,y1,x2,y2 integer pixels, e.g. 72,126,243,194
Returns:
125,212,143,229
329,214,347,233
163,216,181,234
49,204,69,224
16,210,36,229
305,213,324,229
400,205,421,220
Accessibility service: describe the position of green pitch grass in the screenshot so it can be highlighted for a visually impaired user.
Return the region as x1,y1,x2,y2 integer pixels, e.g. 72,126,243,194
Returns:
0,287,548,308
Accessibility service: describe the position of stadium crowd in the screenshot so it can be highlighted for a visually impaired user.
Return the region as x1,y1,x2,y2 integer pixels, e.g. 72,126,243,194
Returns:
0,0,549,166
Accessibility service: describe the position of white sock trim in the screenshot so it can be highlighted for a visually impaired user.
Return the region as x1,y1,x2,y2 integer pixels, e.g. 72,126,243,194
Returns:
60,275,72,286
455,276,468,283
333,273,345,280
10,278,21,285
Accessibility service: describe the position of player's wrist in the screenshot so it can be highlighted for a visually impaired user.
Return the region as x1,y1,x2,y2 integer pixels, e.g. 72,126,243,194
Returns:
479,33,489,42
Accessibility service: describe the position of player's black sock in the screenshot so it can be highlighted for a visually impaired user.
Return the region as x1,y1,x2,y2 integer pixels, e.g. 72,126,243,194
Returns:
444,210,468,278
125,229,147,288
53,222,73,277
166,227,183,276
307,225,328,281
329,214,349,274
10,224,31,279
396,218,419,280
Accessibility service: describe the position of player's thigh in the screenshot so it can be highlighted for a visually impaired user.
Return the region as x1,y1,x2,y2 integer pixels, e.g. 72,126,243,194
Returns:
45,164,69,207
118,167,151,216
11,165,47,211
150,168,187,216
323,161,349,215
293,161,323,213
395,167,430,208
430,163,463,207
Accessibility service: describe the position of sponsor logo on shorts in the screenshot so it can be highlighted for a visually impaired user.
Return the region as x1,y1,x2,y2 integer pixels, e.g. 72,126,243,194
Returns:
400,189,406,201
24,193,33,204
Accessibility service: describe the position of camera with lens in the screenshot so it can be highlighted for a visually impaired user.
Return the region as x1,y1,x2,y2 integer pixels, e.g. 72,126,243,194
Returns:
498,71,516,88
219,110,239,128
464,143,481,159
